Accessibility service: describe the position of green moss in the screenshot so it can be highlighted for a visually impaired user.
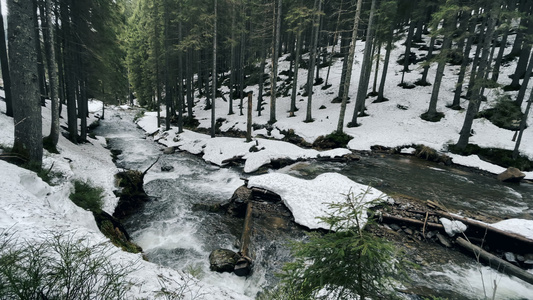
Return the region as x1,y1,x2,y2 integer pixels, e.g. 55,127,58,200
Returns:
69,180,104,212
448,144,533,171
478,97,523,130
312,131,354,149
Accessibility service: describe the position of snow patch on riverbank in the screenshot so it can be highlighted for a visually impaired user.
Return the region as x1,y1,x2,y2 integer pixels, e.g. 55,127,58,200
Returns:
247,172,390,230
139,113,351,173
0,100,252,300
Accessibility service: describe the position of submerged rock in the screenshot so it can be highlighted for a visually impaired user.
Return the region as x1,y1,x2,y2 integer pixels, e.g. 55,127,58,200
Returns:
497,167,525,182
209,249,241,273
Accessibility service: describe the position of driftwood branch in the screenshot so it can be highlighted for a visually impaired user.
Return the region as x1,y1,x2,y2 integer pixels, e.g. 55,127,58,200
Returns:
235,202,253,277
142,156,160,176
456,237,533,286
380,214,444,231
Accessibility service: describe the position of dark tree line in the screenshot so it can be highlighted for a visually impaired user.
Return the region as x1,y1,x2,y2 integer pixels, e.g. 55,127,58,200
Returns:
3,0,533,168
1,0,128,168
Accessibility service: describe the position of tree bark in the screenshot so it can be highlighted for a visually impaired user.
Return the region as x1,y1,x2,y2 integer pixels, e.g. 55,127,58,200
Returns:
0,4,13,117
211,0,217,138
456,3,499,150
350,0,376,126
8,0,43,167
290,32,302,117
270,0,282,124
305,0,322,123
43,0,59,147
336,0,362,133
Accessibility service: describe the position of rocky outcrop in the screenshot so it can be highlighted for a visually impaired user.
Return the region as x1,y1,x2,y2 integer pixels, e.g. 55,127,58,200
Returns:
162,147,175,154
209,249,241,273
497,167,526,182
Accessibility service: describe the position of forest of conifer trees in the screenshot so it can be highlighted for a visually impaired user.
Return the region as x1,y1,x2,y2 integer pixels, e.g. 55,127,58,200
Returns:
2,0,533,167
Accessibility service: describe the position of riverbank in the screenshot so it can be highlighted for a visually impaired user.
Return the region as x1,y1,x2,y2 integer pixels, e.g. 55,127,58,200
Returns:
0,100,253,300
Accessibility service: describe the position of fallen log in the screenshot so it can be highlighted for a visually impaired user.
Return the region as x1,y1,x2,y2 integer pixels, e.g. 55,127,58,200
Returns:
456,237,533,286
435,211,533,254
234,202,253,276
380,214,444,231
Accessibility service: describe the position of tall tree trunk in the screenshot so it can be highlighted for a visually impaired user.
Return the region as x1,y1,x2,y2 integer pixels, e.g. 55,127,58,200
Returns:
42,0,59,148
466,13,487,99
376,26,394,103
400,21,416,84
211,0,217,138
257,35,267,116
491,28,509,83
350,0,376,126
508,24,533,90
62,0,77,142
228,2,236,116
33,0,47,106
515,50,533,106
513,89,533,159
336,0,362,133
290,32,302,117
456,1,499,150
0,4,13,117
163,0,172,131
186,49,194,118
371,42,381,94
270,0,282,124
153,0,162,128
424,33,452,121
176,4,184,133
305,0,322,123
8,0,43,167
324,0,343,88
419,36,435,85
55,5,65,118
452,15,477,109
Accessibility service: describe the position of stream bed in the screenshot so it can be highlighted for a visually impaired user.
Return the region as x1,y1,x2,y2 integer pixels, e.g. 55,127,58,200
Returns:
95,108,533,299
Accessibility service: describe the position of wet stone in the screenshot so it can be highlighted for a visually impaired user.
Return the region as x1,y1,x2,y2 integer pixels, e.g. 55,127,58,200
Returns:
209,249,241,273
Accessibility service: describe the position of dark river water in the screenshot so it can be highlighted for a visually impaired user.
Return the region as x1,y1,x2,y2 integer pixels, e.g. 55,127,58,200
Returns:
94,108,533,299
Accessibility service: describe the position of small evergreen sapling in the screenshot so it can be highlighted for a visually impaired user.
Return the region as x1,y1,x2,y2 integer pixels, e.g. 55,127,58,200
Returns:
278,189,406,299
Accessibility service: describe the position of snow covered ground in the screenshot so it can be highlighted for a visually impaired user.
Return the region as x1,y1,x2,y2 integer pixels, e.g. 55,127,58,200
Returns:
1,28,533,298
0,100,251,300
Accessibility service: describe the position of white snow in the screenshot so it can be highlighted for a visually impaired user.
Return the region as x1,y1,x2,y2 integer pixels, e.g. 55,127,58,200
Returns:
247,172,390,230
439,217,468,237
2,24,533,298
0,100,251,300
146,119,351,173
491,218,533,240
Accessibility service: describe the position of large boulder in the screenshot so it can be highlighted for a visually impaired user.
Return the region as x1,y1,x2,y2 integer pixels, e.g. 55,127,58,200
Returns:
225,186,252,217
497,167,526,183
209,249,241,273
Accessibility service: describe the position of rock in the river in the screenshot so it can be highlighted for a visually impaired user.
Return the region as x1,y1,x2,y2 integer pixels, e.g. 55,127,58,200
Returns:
226,186,252,217
209,249,241,273
436,232,452,248
161,165,174,172
497,167,526,182
163,147,175,154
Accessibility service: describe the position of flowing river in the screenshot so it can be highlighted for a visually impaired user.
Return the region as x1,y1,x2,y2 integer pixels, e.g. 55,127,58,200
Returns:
94,108,533,299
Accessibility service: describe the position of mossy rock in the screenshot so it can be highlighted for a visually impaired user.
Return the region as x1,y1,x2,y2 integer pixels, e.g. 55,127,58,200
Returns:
113,170,150,219
448,144,533,171
93,210,142,253
313,132,354,150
